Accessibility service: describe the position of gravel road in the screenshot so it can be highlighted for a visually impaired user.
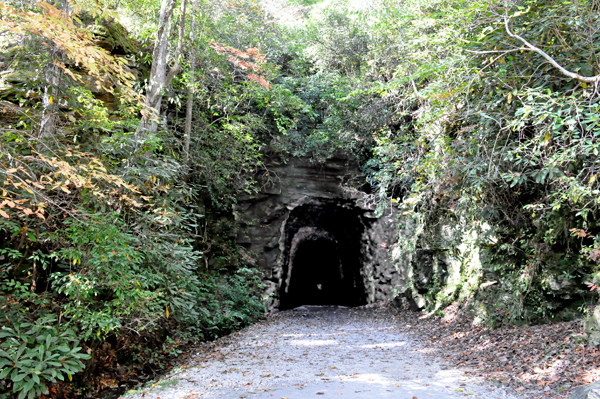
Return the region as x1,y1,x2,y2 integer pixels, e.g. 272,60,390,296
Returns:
122,306,519,399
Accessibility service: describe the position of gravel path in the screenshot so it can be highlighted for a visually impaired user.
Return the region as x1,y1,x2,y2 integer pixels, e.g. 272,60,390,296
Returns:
123,306,519,399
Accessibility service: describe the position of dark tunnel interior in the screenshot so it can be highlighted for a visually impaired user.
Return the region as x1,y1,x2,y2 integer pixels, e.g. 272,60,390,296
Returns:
279,200,369,310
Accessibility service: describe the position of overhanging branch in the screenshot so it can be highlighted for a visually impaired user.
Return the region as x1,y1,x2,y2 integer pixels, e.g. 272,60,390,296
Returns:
503,15,600,84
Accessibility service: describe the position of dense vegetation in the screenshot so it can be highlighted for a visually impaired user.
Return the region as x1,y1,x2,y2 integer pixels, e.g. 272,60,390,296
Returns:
0,0,599,397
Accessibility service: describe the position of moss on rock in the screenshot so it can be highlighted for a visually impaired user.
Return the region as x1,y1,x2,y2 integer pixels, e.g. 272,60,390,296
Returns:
87,21,139,55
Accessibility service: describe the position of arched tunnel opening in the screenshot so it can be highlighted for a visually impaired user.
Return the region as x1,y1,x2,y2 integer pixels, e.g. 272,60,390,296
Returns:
279,200,369,310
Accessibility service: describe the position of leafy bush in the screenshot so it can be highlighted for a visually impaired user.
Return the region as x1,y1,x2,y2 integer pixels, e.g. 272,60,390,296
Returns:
0,314,90,399
187,268,265,339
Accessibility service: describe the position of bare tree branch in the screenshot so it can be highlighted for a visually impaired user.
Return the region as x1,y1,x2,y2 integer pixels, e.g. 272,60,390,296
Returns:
504,15,600,84
464,48,526,55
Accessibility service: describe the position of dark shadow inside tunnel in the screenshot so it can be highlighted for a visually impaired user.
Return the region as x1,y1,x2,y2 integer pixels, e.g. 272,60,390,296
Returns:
285,238,344,307
279,200,368,310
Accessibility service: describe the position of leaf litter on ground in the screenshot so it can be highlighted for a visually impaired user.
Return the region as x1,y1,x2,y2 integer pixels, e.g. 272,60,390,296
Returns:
394,305,600,399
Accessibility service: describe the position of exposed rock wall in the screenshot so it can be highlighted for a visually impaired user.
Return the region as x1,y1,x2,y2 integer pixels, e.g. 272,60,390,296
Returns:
234,154,408,311
233,153,593,319
234,155,361,274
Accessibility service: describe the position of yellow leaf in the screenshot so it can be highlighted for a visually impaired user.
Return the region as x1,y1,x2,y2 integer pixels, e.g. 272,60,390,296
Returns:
507,92,512,103
166,306,169,318
73,259,77,265
68,374,72,381
543,131,551,146
60,186,72,194
589,175,596,184
49,96,53,104
137,281,141,287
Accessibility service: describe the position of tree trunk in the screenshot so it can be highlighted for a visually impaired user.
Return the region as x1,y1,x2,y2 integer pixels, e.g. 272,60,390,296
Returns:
138,0,176,134
38,49,62,142
38,2,74,143
139,0,187,135
183,0,200,166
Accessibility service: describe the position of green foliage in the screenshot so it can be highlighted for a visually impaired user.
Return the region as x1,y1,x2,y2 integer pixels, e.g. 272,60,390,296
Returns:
185,268,265,339
67,87,115,135
48,215,161,340
291,0,600,322
0,315,90,399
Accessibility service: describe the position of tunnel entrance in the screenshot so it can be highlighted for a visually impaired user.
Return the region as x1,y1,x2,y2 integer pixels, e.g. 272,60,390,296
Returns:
278,199,369,310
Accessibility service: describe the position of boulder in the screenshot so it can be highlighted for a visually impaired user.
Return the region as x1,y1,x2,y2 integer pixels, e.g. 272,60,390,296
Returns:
0,69,38,102
0,100,23,124
547,274,576,295
570,381,600,399
583,305,600,345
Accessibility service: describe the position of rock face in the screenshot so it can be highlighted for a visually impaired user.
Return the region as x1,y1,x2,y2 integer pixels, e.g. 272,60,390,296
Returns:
234,154,406,311
584,306,600,345
236,153,589,317
570,381,600,399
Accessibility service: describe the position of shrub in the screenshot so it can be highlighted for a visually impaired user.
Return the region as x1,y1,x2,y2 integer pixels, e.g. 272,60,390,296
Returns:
0,315,90,399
